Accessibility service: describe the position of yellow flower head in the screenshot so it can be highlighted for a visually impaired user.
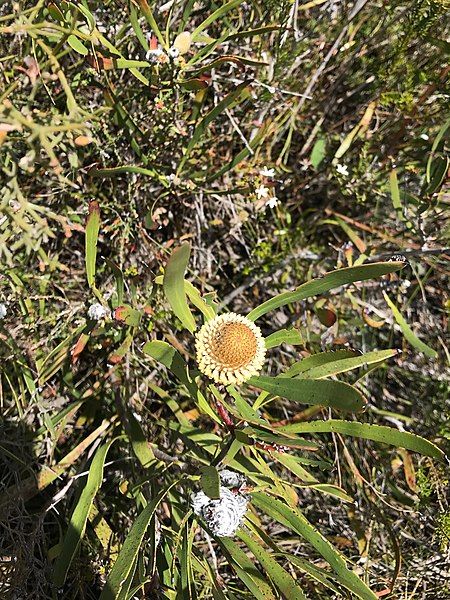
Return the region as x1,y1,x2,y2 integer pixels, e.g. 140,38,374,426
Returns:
195,313,266,385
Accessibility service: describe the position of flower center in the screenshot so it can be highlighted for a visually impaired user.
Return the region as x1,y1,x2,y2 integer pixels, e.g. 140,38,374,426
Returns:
210,322,258,369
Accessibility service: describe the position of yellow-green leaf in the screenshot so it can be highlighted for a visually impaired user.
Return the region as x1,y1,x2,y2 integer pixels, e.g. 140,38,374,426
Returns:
383,292,437,358
85,200,100,288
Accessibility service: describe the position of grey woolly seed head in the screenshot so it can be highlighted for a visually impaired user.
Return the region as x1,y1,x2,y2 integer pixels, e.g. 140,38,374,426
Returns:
219,469,246,489
191,486,248,537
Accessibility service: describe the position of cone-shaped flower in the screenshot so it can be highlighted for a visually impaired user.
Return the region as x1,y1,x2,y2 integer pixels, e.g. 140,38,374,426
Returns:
195,313,266,385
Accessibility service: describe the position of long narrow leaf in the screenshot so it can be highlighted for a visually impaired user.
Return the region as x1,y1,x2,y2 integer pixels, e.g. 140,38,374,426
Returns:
53,438,118,587
247,261,405,321
163,243,196,333
237,529,308,600
289,349,400,379
251,493,377,600
383,292,437,358
217,537,277,599
191,0,243,41
277,420,444,459
100,479,182,600
248,377,367,412
177,81,250,173
85,200,100,288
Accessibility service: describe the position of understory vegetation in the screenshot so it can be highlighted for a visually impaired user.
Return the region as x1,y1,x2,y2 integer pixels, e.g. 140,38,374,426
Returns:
0,0,449,598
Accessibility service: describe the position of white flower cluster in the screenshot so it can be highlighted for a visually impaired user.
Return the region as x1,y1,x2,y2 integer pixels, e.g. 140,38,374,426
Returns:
257,166,278,208
87,303,109,321
0,303,6,320
191,469,248,537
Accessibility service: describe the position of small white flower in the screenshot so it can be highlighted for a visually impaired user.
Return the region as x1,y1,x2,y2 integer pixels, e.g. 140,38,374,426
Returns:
0,303,7,320
255,185,270,199
335,163,349,176
87,303,109,321
168,46,180,59
259,166,275,178
420,133,429,141
266,196,279,209
191,486,248,537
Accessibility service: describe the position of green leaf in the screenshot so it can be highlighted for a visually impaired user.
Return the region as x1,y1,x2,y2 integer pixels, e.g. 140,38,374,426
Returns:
125,409,155,468
288,349,399,379
163,243,196,333
390,169,402,212
247,261,405,321
251,493,378,600
143,341,220,424
85,200,100,288
277,420,444,460
89,165,168,186
205,122,268,183
129,3,149,52
264,328,303,349
177,81,250,173
248,377,366,412
287,556,341,595
137,0,165,48
200,466,220,499
217,538,277,599
237,529,308,600
383,292,437,358
282,349,359,378
191,0,244,41
178,77,209,91
67,34,89,55
310,137,326,169
226,25,281,40
426,118,450,184
100,479,182,600
142,340,188,383
113,305,142,326
184,281,216,320
53,439,117,587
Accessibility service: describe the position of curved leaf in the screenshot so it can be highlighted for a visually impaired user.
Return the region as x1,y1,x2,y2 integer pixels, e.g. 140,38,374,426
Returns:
53,438,118,587
282,349,359,377
237,529,308,600
191,0,243,41
200,465,220,499
177,81,250,173
217,537,277,599
247,261,406,321
289,349,400,379
265,328,303,349
251,493,377,600
277,420,444,459
100,479,182,600
383,292,437,358
248,376,367,412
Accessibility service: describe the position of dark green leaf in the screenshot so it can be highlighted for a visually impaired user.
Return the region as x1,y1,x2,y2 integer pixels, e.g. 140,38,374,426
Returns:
248,376,366,412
